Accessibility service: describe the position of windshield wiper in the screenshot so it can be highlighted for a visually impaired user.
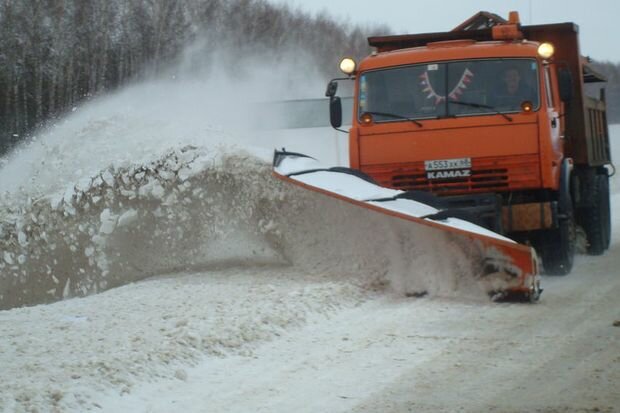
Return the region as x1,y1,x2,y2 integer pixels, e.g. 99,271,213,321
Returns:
363,111,423,127
448,100,513,122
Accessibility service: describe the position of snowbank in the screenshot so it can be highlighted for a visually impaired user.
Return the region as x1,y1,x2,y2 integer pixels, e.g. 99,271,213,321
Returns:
0,266,371,412
1,144,486,310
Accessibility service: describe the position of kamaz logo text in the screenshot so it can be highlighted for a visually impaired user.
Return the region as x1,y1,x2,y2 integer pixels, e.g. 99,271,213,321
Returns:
427,169,471,179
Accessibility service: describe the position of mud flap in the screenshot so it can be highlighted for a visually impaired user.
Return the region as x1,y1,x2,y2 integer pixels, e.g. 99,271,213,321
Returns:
273,150,541,301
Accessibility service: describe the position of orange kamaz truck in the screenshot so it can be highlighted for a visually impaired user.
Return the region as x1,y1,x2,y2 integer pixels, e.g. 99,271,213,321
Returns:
327,11,612,275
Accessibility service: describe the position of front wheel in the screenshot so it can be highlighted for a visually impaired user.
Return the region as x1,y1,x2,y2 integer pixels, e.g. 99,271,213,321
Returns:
540,214,576,276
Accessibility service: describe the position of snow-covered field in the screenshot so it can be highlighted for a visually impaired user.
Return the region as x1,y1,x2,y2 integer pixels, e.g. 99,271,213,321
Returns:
0,75,619,412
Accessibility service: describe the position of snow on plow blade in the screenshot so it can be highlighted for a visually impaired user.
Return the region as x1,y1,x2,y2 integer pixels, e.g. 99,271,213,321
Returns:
273,150,541,302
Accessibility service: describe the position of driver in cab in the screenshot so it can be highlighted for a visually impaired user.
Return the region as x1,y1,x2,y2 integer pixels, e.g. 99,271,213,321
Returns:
493,67,534,110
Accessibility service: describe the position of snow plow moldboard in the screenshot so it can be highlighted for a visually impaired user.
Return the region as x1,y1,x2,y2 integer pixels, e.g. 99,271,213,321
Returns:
272,150,541,302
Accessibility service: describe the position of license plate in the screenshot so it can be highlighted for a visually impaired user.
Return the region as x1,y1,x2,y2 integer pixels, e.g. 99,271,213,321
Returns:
424,158,471,171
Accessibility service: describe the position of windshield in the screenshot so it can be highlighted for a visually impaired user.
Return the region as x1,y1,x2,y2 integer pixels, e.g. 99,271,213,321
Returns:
358,59,540,122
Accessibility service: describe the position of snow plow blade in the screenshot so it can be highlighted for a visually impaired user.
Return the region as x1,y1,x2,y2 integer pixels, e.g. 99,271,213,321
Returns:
273,150,541,302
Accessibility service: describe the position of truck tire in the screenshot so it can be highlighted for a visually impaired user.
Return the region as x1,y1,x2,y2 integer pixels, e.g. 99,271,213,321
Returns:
541,214,576,275
541,165,576,276
582,173,611,255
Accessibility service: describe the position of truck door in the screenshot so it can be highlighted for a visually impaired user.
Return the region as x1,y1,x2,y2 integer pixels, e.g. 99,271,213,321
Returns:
542,65,565,190
544,66,561,142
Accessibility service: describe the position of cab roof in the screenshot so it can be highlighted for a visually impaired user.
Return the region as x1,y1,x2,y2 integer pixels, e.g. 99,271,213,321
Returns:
358,41,540,72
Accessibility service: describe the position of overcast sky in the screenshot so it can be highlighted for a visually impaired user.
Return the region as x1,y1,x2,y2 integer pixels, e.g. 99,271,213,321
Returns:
271,0,620,63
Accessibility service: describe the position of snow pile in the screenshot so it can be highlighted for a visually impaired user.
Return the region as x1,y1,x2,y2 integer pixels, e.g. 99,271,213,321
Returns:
1,143,485,310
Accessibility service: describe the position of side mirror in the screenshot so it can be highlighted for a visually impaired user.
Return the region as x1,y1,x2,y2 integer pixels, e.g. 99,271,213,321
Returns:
329,97,342,129
325,80,338,98
558,68,573,103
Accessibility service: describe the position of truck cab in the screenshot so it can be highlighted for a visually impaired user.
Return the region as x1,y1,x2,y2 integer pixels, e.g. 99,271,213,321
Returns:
328,11,612,275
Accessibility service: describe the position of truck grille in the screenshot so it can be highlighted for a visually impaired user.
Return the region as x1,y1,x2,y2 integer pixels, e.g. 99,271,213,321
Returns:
365,155,540,195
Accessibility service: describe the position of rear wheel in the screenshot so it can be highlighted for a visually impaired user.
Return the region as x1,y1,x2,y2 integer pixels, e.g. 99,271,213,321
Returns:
582,173,611,255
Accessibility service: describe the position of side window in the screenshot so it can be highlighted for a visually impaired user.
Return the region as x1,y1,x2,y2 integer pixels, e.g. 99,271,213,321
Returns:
544,66,555,108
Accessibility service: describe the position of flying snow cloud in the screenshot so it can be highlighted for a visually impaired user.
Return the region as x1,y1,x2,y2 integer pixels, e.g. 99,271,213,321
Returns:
0,40,331,200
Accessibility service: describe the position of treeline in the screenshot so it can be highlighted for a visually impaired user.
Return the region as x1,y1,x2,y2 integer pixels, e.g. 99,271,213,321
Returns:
0,0,385,154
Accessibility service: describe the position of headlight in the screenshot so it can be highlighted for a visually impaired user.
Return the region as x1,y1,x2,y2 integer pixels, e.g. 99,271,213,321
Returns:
537,43,555,59
339,58,357,75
